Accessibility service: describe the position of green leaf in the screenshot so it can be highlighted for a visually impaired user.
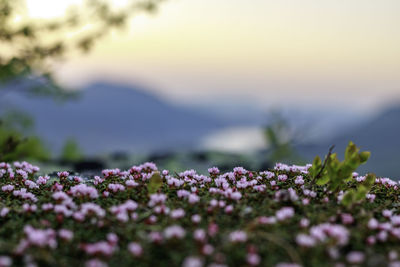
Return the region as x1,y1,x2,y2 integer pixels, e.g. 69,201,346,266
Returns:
341,191,354,207
359,151,371,164
363,173,376,188
316,175,330,185
309,156,322,178
148,172,163,194
355,186,368,201
345,141,357,161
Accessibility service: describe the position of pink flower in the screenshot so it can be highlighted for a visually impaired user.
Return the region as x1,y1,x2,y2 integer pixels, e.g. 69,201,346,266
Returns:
389,251,398,261
368,218,379,230
148,215,157,224
110,200,138,216
107,183,125,193
23,225,57,249
0,256,12,266
208,223,219,237
366,193,376,202
383,209,393,218
58,229,74,241
377,230,388,242
233,167,247,176
276,207,295,221
0,208,10,217
229,230,247,243
224,205,234,214
52,192,70,201
296,234,316,247
392,216,400,226
188,194,200,204
70,184,99,199
22,203,37,212
85,259,108,267
36,175,50,185
308,223,349,246
148,231,163,243
366,236,376,245
341,213,354,225
102,169,120,178
13,188,37,202
208,167,220,175
148,193,167,207
192,214,201,224
107,233,118,245
125,180,139,188
128,242,143,257
164,225,186,239
1,184,14,192
170,209,185,219
278,174,288,182
247,253,261,266
346,251,365,264
82,241,115,257
201,244,214,255
57,171,69,179
300,218,310,228
258,216,276,225
177,190,190,198
182,256,203,267
294,176,304,185
193,229,207,242
16,169,28,179
93,176,104,185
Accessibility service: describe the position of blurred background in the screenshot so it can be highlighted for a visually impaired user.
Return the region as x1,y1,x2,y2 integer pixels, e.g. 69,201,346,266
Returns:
1,0,399,177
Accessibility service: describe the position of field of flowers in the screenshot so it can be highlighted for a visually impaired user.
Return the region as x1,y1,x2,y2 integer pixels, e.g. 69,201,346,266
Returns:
1,143,400,267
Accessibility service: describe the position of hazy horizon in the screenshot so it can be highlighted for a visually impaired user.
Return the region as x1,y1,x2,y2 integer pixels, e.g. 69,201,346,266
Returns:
15,0,398,113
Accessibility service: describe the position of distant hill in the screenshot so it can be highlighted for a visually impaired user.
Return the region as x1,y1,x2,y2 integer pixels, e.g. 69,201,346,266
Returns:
0,81,232,155
297,105,400,178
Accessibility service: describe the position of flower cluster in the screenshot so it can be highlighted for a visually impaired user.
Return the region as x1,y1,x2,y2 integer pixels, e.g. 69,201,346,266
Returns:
0,160,400,266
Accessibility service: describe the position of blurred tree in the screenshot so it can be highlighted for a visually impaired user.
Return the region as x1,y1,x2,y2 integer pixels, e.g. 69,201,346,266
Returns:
264,111,304,164
0,110,50,161
0,0,165,161
0,0,164,86
61,138,83,162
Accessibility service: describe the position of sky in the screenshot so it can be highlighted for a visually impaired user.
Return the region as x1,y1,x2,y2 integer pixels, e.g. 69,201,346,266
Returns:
25,0,400,113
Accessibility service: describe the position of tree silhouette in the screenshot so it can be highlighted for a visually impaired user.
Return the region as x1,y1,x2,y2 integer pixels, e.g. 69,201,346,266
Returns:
1,0,164,87
0,0,165,161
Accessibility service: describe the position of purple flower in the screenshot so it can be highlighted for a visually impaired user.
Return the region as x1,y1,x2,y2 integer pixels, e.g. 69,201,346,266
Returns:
346,251,365,264
182,256,203,267
276,207,295,221
164,225,186,239
128,242,143,257
229,230,247,243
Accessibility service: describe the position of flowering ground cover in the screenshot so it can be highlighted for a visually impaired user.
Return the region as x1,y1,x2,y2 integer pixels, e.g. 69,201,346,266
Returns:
1,143,400,266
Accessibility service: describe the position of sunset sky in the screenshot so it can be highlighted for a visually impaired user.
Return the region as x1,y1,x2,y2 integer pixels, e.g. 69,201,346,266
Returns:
25,0,400,112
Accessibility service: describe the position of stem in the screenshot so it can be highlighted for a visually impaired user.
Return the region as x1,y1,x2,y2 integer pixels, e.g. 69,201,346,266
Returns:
311,145,335,185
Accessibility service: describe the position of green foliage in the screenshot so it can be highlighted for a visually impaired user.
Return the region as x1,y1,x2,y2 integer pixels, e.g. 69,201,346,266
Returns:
147,171,163,194
0,156,396,266
341,173,376,206
263,112,303,164
60,138,83,162
310,141,373,206
0,111,50,162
